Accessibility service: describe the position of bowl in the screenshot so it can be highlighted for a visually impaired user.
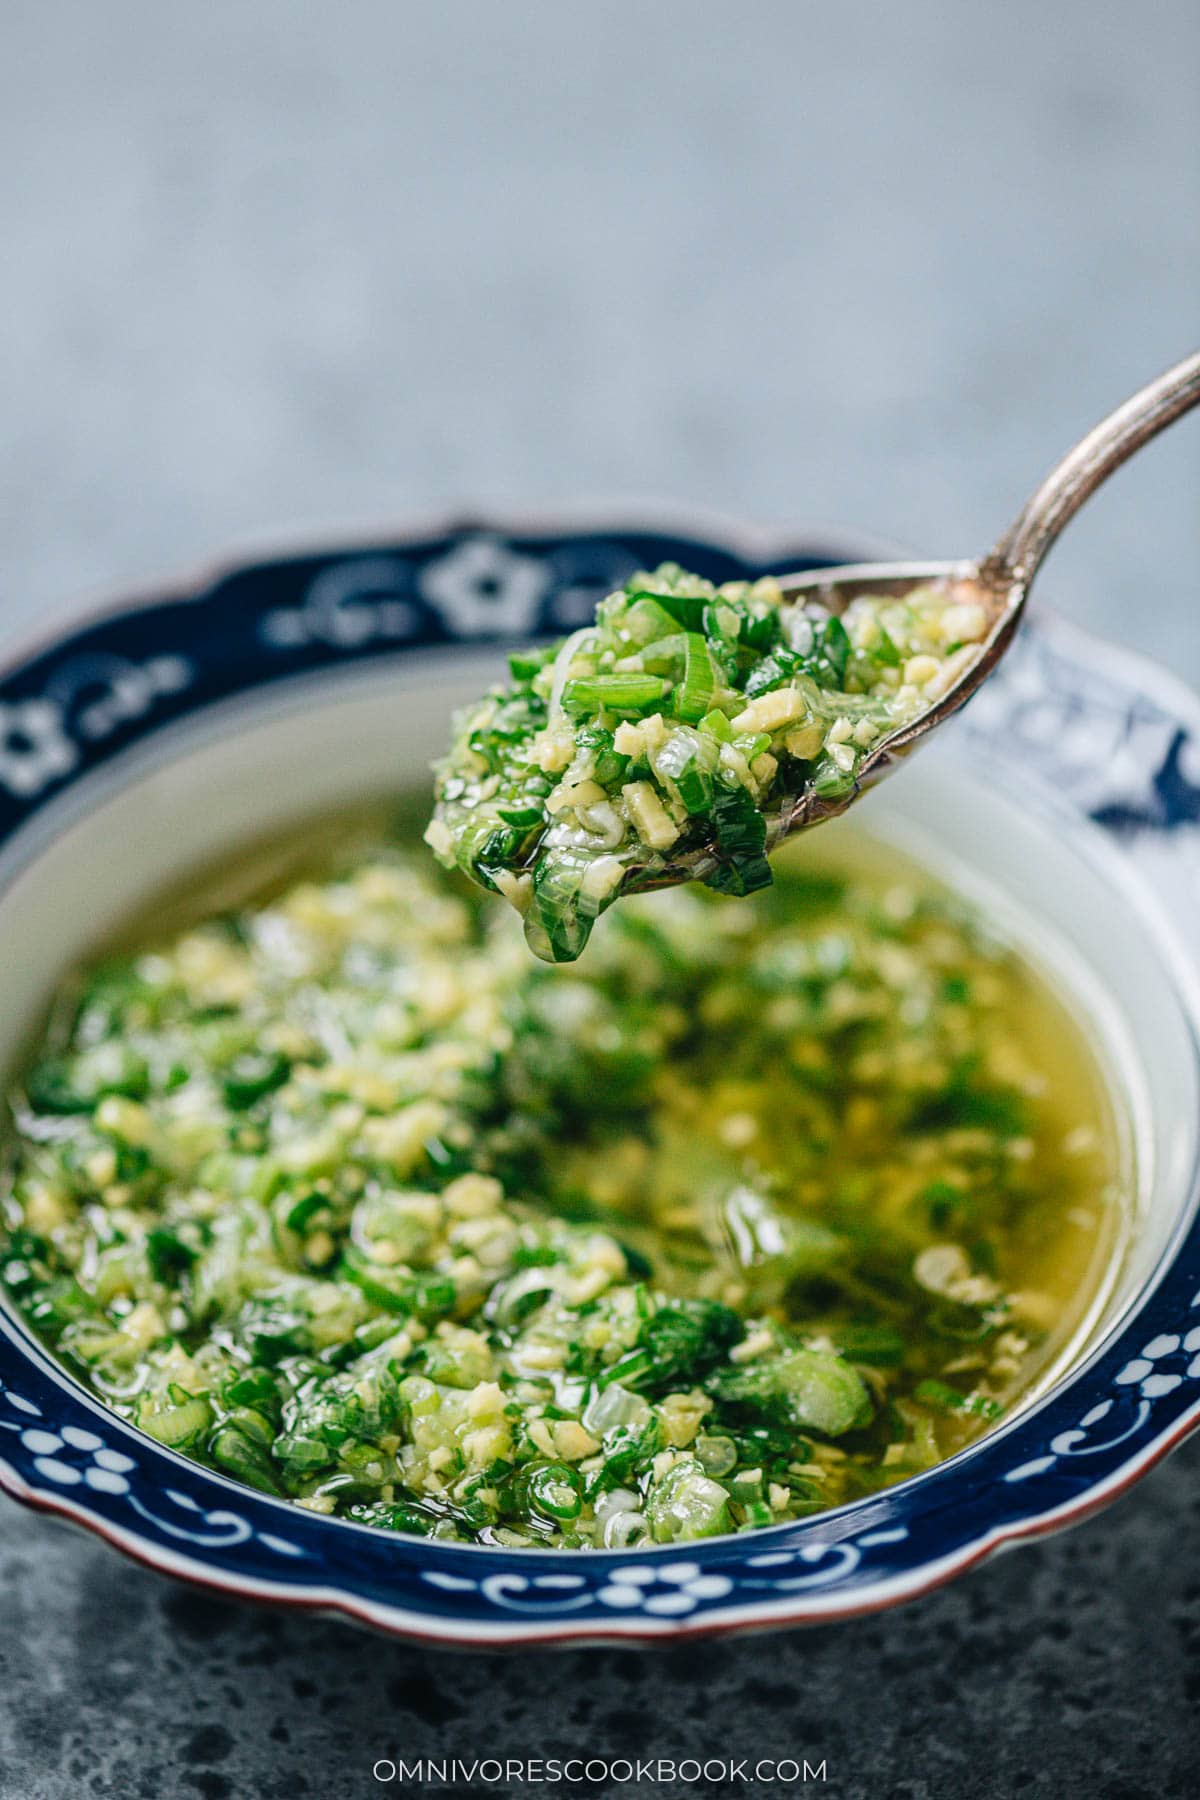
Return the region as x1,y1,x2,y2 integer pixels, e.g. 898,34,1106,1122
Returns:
1,509,1198,1646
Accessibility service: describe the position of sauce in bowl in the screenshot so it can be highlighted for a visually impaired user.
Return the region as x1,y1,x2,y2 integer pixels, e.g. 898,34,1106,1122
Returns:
0,815,1127,1548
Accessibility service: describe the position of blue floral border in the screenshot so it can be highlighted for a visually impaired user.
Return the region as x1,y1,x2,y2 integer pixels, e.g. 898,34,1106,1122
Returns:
1,516,1198,1643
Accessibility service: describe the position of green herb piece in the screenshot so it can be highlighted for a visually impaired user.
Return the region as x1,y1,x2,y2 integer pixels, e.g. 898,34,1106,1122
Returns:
562,674,669,718
709,1347,873,1437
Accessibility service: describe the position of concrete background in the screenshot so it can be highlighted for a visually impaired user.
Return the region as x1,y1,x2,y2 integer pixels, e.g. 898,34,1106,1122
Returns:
1,4,1198,1797
1,1,1197,669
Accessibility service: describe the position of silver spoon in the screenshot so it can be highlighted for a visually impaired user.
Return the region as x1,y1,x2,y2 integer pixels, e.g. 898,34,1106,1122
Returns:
631,350,1200,893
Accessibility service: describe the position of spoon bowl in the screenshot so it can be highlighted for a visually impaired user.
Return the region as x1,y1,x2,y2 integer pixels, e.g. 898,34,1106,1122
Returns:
630,350,1200,894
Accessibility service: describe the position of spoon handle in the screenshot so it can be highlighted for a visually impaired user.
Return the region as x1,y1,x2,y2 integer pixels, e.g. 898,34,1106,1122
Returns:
980,350,1200,591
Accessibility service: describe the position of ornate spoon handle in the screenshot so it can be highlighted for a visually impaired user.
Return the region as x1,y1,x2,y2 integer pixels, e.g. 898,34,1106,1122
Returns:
980,350,1200,592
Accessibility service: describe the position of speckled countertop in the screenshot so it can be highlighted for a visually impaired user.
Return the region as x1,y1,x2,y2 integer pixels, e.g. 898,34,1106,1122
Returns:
1,3,1198,1796
1,1442,1199,1800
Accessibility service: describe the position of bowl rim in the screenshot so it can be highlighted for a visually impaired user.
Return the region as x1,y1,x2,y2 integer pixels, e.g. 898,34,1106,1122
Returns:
1,503,1199,1646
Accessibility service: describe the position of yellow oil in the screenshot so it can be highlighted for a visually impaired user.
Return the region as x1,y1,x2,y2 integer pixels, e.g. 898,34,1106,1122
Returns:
93,800,1131,1462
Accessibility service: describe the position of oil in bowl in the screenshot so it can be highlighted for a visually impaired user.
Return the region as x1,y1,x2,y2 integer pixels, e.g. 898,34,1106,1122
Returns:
0,809,1130,1549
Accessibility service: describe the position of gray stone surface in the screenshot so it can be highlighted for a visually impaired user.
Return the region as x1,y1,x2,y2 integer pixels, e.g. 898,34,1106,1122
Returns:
0,1,1197,673
0,3,1198,1796
2,1442,1199,1800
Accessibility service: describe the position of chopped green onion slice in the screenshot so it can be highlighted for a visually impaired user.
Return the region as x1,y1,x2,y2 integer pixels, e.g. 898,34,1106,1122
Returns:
671,633,717,722
561,674,669,718
529,1462,583,1519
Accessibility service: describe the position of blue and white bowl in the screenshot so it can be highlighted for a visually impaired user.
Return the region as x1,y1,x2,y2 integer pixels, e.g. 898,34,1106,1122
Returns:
1,510,1198,1646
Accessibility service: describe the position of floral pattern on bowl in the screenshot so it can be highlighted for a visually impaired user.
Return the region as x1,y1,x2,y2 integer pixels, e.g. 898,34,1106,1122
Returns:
0,511,1198,1646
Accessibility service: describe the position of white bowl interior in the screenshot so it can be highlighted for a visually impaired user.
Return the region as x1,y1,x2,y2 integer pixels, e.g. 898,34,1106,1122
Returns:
0,652,1195,1366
